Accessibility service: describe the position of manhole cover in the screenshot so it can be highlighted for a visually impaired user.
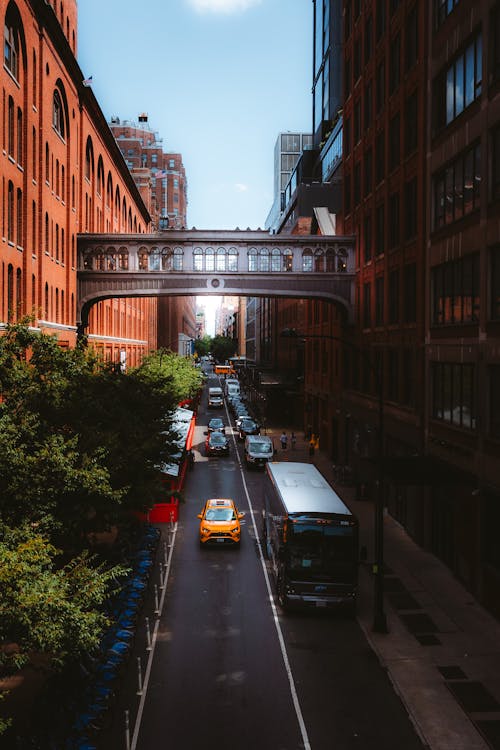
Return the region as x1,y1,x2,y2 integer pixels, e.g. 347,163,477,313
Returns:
415,633,441,646
387,591,421,611
447,682,500,713
475,720,500,749
401,612,439,633
438,665,467,680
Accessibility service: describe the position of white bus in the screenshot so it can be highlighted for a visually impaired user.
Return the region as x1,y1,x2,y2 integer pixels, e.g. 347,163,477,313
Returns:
262,462,358,614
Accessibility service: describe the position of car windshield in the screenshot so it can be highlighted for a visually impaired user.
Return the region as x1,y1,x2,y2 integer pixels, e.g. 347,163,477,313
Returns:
210,420,223,428
251,442,271,454
241,420,256,428
205,509,236,522
211,433,226,443
287,523,356,577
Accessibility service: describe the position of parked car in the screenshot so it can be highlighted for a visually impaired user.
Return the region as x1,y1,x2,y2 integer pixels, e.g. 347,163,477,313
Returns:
205,431,230,456
235,412,251,429
244,435,274,468
208,417,226,434
238,418,260,440
197,498,244,546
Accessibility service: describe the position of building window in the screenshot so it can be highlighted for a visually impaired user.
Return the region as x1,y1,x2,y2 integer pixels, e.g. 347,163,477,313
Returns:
431,253,480,325
364,147,373,197
354,162,361,206
365,15,373,63
354,99,361,143
344,174,351,214
53,90,65,138
363,283,371,328
389,191,400,249
405,5,418,71
375,131,385,183
4,19,19,80
364,214,372,262
376,60,385,113
432,362,476,429
434,0,460,29
492,124,500,201
344,56,352,99
7,181,14,243
404,263,417,322
376,0,386,41
8,97,14,157
492,246,500,320
434,33,482,132
17,107,22,165
389,269,400,323
375,202,385,255
389,113,400,171
404,177,417,240
433,142,481,230
389,33,401,94
404,91,418,155
173,248,183,271
375,276,384,326
16,188,22,247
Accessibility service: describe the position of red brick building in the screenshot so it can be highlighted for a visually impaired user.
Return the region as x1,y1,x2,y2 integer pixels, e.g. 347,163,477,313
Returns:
1,0,157,366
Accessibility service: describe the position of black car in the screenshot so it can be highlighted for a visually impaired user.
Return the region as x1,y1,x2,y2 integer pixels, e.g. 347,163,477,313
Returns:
238,418,260,440
205,431,230,456
208,417,226,434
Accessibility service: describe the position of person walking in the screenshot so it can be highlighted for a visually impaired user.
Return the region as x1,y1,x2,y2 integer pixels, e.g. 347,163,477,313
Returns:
309,435,315,459
280,431,287,450
291,431,296,449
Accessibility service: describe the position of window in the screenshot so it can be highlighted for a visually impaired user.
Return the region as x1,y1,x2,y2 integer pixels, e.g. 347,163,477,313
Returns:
53,90,65,138
389,113,400,171
492,124,500,202
365,15,373,63
375,131,385,183
434,34,482,131
375,276,384,325
389,33,401,94
389,192,400,248
434,0,460,29
431,254,479,325
17,107,22,165
354,162,361,206
492,246,500,320
433,142,481,229
8,97,14,157
364,147,373,197
16,188,22,247
432,362,475,429
363,283,372,328
404,263,417,322
7,181,14,242
375,203,385,255
405,177,417,240
344,174,351,214
405,5,418,71
376,60,385,114
4,19,19,79
376,0,386,41
364,214,372,262
354,99,361,143
302,250,313,272
404,91,418,155
389,269,400,323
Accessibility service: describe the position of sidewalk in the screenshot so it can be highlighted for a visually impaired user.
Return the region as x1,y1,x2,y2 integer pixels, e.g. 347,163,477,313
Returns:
265,426,500,750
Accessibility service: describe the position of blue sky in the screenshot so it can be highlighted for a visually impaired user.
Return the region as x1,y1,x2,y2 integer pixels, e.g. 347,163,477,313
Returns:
77,0,313,231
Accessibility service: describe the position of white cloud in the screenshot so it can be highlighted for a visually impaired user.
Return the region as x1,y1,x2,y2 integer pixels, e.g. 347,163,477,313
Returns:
234,183,248,192
188,0,262,13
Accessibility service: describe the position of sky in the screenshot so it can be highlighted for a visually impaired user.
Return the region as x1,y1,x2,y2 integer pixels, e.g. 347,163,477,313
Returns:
77,0,313,232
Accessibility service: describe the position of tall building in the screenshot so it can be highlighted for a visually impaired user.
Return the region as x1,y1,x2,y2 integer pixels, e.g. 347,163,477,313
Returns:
265,132,312,233
1,0,157,367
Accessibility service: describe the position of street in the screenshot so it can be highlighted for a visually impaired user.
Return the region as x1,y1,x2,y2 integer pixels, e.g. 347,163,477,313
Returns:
101,375,425,750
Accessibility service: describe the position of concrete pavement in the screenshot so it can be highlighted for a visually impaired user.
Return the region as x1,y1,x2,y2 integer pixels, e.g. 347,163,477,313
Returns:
264,426,500,750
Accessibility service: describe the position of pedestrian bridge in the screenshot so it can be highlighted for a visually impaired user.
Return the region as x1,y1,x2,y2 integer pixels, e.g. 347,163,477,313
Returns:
77,229,356,332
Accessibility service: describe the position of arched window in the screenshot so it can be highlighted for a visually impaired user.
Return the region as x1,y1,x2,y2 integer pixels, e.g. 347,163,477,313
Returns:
97,157,104,197
138,247,148,270
149,247,160,270
119,247,129,270
326,249,336,271
228,247,238,271
45,142,50,183
7,181,14,242
216,248,226,272
173,247,183,271
7,265,14,322
283,250,293,271
106,173,113,208
53,89,65,138
85,137,94,181
7,96,14,157
16,188,22,247
271,248,281,272
16,268,21,319
4,15,19,80
314,249,324,272
160,247,173,271
44,282,49,318
259,248,269,272
17,106,22,164
337,248,348,272
302,249,313,272
248,248,257,272
206,247,214,271
193,248,203,271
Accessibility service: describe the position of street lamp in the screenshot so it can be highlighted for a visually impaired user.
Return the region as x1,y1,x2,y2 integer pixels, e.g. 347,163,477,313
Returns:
281,328,388,633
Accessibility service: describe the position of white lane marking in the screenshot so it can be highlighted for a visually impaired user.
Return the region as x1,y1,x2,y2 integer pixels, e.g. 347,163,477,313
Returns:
131,523,177,750
225,398,312,750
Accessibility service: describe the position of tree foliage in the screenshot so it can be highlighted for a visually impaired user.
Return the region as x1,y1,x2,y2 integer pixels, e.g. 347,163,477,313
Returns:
210,335,238,364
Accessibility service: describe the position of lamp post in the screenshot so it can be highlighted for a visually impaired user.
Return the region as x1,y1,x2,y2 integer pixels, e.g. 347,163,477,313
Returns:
281,328,388,633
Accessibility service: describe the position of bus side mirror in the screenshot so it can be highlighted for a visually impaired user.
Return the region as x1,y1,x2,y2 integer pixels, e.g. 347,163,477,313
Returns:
197,513,203,519
238,512,245,519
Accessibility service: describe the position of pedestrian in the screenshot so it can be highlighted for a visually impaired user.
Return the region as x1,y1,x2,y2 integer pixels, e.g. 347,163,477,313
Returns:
291,431,296,449
280,431,287,450
309,437,315,458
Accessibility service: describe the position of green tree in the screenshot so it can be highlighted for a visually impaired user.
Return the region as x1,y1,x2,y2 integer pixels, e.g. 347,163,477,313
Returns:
210,335,238,364
193,335,212,358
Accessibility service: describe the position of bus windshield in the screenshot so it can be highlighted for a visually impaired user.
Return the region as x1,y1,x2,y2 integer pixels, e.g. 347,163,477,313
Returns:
287,522,356,578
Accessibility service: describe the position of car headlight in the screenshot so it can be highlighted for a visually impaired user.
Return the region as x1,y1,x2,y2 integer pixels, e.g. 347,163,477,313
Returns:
201,526,211,534
231,525,240,534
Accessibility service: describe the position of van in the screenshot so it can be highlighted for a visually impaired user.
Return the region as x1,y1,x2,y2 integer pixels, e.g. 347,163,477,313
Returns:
208,387,224,408
226,382,240,398
244,435,274,468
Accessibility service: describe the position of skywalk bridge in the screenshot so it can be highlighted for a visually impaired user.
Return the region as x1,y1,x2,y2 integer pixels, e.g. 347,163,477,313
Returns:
77,229,356,334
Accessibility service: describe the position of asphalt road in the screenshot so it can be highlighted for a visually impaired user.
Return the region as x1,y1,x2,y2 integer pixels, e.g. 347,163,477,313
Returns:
99,374,425,750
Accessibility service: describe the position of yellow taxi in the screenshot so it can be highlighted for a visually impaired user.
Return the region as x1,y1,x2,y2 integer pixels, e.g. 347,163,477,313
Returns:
197,498,244,546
